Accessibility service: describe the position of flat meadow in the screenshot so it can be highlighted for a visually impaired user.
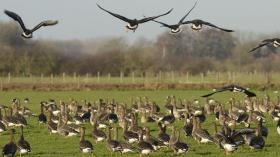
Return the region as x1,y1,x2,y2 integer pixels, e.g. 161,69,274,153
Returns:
0,90,280,157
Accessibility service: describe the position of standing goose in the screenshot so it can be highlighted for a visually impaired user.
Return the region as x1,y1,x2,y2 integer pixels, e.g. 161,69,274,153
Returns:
92,120,107,143
183,114,193,136
183,19,233,32
47,111,58,134
123,120,139,144
107,106,118,124
171,130,189,155
277,120,280,135
79,127,94,154
245,119,265,149
13,108,28,127
152,1,197,34
137,129,154,156
144,127,165,150
17,126,31,156
38,103,47,124
4,10,58,38
2,108,17,127
2,129,17,157
106,127,122,154
0,109,6,133
248,38,280,53
96,4,173,32
157,122,170,146
159,107,175,125
192,118,214,143
116,126,134,154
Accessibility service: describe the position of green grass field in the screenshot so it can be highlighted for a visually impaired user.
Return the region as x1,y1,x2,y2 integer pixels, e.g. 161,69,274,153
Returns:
0,90,280,157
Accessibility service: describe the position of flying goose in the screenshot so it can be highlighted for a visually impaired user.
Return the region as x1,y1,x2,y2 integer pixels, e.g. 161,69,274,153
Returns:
202,84,256,98
4,10,58,38
183,19,233,32
248,38,280,53
17,126,31,156
2,129,17,157
79,127,94,154
151,1,197,34
96,4,173,32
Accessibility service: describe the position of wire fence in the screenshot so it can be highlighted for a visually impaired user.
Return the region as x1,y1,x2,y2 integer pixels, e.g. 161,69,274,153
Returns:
0,71,276,86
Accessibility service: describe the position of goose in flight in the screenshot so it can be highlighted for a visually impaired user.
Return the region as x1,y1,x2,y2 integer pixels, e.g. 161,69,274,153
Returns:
183,19,233,32
4,10,58,39
96,4,173,32
151,1,197,34
201,84,256,98
248,38,280,53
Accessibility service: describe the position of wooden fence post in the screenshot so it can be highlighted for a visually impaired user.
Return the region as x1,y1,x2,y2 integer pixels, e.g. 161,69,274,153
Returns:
0,79,3,91
171,71,175,83
132,72,135,83
85,73,89,83
200,73,204,84
8,72,11,83
216,72,220,83
107,73,111,82
62,72,66,83
186,72,189,83
51,73,54,84
97,71,100,83
120,71,123,83
77,75,80,88
40,73,44,83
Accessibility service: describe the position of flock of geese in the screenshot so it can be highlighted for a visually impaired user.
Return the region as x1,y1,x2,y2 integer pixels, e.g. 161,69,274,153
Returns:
1,1,280,157
1,84,280,156
1,1,280,53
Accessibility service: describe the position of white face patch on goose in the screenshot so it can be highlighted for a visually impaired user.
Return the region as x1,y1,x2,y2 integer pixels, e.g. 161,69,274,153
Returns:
22,32,32,38
127,23,138,30
273,40,280,47
191,24,202,30
170,28,182,34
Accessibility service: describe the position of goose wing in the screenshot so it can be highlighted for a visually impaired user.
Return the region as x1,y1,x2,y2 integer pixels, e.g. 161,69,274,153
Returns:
201,87,229,97
178,1,197,24
4,10,27,31
17,140,31,151
80,140,93,150
138,8,173,24
30,20,58,33
248,41,271,53
152,20,173,28
97,4,133,23
199,19,234,32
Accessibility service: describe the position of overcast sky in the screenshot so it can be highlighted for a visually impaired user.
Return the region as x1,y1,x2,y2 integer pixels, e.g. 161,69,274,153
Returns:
0,0,279,41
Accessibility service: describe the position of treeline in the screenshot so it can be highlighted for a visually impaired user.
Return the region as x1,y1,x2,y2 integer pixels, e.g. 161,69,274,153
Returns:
0,21,279,76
